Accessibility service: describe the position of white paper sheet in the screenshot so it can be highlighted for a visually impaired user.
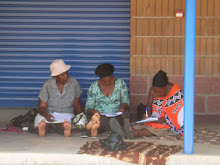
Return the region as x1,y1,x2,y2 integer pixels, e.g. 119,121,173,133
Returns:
52,112,72,122
135,117,158,124
100,112,122,117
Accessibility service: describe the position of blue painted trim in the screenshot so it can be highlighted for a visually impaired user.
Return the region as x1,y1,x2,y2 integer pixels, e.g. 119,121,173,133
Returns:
183,0,197,154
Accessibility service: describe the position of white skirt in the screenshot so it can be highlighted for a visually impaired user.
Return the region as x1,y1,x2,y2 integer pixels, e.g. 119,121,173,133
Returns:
34,113,74,127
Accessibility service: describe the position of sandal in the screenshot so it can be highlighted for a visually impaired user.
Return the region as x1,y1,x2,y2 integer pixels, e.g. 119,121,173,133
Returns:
80,130,90,138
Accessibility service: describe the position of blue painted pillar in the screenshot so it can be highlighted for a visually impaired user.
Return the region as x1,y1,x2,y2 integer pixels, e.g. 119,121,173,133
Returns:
183,0,197,154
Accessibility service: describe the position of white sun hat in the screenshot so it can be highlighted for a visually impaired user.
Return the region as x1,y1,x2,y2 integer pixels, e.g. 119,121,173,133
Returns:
49,59,71,76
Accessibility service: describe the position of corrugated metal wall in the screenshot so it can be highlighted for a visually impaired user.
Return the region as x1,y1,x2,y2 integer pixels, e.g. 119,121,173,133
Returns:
0,0,130,107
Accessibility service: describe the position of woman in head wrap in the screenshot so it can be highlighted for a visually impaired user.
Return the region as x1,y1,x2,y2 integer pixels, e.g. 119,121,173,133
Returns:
141,70,184,136
85,64,130,137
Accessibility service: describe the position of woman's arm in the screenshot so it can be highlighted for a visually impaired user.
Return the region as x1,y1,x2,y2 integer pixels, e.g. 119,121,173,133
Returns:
38,99,54,122
73,97,83,115
85,83,100,115
87,108,100,115
118,103,129,114
119,79,129,114
146,88,154,117
147,88,166,123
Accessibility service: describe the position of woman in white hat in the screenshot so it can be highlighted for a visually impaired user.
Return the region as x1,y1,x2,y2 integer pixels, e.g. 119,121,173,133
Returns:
34,59,83,137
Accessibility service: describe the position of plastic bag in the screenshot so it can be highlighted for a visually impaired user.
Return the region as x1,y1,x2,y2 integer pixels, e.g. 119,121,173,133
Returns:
71,112,88,129
99,132,127,151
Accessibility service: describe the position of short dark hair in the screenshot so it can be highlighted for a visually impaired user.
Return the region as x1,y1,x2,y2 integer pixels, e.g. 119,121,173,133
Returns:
152,70,168,87
95,63,115,78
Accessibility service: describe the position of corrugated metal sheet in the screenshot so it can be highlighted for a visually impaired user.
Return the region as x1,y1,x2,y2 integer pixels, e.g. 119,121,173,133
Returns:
0,0,130,107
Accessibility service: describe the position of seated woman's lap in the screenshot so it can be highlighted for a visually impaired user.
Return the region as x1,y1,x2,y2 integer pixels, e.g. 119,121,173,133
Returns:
99,115,124,132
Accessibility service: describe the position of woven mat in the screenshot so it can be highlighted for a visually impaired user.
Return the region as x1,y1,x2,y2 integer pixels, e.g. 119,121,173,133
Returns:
134,124,220,145
78,141,182,165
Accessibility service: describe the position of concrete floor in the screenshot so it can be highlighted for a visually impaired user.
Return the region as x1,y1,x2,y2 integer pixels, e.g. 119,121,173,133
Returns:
0,131,136,165
0,114,220,165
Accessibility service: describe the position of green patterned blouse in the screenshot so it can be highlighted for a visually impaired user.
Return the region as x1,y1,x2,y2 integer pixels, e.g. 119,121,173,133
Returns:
85,77,129,113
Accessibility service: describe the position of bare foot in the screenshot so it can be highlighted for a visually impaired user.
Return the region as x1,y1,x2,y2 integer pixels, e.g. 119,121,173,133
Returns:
63,119,72,137
133,128,154,137
38,119,46,137
86,113,100,130
91,120,100,137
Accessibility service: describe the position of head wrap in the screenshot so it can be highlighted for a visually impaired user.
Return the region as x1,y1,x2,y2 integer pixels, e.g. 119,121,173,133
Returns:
152,70,168,87
95,63,115,78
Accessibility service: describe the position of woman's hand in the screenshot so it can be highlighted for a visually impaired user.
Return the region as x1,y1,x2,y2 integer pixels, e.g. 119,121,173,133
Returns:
142,114,147,120
157,117,166,124
118,103,128,115
38,99,55,121
118,107,125,115
44,113,55,122
149,117,166,123
93,110,101,115
87,108,101,116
